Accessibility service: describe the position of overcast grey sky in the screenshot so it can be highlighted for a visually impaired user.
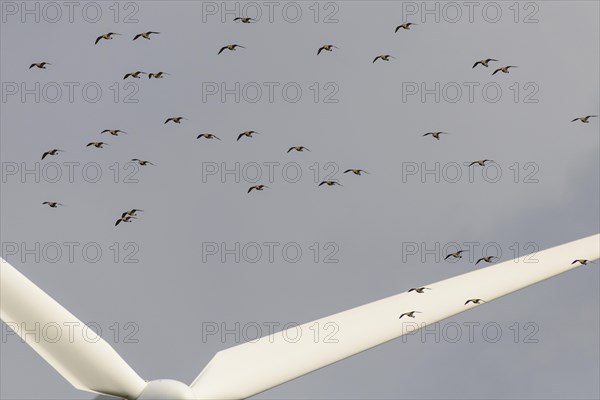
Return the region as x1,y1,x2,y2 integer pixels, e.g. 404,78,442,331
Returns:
1,1,599,399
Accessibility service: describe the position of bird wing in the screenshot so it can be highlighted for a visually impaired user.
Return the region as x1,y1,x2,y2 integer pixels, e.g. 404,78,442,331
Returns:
95,36,102,45
317,47,324,55
133,34,142,40
218,46,227,54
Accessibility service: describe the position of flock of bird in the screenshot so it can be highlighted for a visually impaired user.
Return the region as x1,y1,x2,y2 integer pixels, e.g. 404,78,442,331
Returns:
400,257,596,318
29,19,597,317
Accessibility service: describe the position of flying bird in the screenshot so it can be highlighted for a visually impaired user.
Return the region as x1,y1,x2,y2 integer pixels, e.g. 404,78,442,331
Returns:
218,44,245,54
95,32,121,44
131,159,154,166
248,184,269,193
395,22,416,32
148,72,169,79
319,180,342,187
399,311,421,319
492,65,517,75
101,129,126,136
476,256,498,265
123,71,146,79
164,117,186,124
408,287,431,294
133,31,160,40
42,202,62,208
571,259,593,265
197,133,221,140
86,142,109,148
472,58,498,68
41,149,63,160
233,17,254,23
237,131,259,141
318,44,338,55
423,131,448,140
287,146,310,153
122,209,143,217
571,115,597,123
344,169,368,175
469,159,494,167
115,215,137,226
29,62,50,69
373,54,395,63
445,250,467,260
465,299,486,305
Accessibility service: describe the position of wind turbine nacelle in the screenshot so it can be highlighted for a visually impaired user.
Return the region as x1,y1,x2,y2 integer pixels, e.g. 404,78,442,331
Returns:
137,380,195,399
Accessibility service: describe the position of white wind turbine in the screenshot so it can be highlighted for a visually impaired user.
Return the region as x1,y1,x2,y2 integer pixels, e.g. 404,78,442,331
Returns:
1,234,598,399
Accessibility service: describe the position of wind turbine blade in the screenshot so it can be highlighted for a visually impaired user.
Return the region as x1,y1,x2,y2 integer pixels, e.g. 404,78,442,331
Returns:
191,234,599,399
0,258,147,399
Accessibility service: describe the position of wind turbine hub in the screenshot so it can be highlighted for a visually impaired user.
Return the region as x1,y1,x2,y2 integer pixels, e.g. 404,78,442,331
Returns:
137,379,195,399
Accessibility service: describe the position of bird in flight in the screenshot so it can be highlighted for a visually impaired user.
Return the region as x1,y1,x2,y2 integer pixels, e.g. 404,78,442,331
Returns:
476,256,498,265
234,17,254,23
318,44,338,55
133,31,160,40
41,149,63,160
115,215,137,226
468,159,494,167
164,117,186,124
445,250,467,260
149,72,169,79
86,142,109,149
423,131,448,140
399,311,421,319
123,71,146,79
408,287,431,294
373,54,395,63
319,180,342,187
472,58,498,68
395,22,417,32
465,299,486,305
122,209,143,217
287,146,310,153
492,65,517,75
237,131,259,141
572,259,594,265
101,129,126,136
197,133,221,140
95,32,121,44
571,115,597,123
29,62,50,69
42,202,63,208
248,185,269,193
344,169,368,175
131,159,155,166
219,44,245,54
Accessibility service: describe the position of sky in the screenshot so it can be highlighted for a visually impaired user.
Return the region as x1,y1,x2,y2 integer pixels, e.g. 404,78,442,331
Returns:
1,1,599,399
